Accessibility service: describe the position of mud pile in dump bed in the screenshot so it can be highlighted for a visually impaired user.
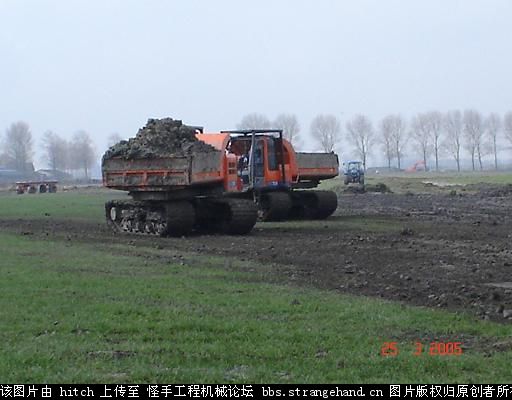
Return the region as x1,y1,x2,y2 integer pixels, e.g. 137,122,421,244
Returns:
103,118,216,161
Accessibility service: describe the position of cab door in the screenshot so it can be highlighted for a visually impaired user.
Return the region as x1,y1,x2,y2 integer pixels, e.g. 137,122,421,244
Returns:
250,139,265,188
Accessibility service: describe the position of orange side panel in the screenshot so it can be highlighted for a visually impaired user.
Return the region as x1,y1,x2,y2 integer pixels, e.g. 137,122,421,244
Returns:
298,167,338,177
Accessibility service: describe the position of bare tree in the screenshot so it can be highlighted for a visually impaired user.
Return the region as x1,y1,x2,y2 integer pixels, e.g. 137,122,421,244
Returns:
310,114,341,153
426,111,443,171
346,114,373,168
443,111,463,172
237,113,272,130
380,115,407,169
390,115,407,170
107,133,123,148
41,131,68,171
70,131,96,179
410,114,432,170
379,116,395,168
274,113,301,148
463,109,485,171
505,111,512,147
485,113,501,170
2,121,33,172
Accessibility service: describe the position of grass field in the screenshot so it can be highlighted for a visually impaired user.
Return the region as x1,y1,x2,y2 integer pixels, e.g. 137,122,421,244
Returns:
0,189,125,221
1,188,512,383
321,171,512,193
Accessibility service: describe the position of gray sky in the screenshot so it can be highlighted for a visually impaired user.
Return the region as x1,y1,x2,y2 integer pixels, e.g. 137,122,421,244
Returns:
1,0,512,165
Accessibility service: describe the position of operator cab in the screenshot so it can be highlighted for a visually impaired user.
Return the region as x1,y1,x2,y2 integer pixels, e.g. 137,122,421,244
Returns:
222,130,292,192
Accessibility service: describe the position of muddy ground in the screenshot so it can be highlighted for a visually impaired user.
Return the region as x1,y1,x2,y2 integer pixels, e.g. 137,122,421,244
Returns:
2,185,512,323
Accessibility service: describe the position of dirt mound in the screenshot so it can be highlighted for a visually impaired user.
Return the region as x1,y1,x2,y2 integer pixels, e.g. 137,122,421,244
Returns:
341,183,392,194
103,118,216,160
342,185,366,194
366,183,392,193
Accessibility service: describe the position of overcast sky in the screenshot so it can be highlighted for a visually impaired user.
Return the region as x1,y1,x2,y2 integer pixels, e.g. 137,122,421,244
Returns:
1,0,511,164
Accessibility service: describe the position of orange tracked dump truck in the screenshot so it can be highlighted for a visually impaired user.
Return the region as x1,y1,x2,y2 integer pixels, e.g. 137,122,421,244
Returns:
102,129,339,236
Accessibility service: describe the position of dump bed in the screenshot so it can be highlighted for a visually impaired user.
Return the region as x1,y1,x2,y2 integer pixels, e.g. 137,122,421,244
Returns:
102,151,224,191
295,152,339,180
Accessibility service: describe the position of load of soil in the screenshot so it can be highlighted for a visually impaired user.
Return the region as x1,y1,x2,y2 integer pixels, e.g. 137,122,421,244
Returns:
102,118,216,161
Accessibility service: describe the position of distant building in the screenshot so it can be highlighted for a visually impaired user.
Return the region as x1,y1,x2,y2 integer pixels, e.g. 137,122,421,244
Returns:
0,160,35,173
0,167,29,184
0,163,58,184
36,169,73,181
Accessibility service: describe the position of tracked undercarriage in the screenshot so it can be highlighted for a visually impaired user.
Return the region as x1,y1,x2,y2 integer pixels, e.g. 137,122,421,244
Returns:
105,188,337,237
106,197,258,236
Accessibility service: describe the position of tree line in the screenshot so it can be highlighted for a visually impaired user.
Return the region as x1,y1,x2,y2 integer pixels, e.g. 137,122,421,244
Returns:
238,110,512,171
0,121,105,178
3,111,512,178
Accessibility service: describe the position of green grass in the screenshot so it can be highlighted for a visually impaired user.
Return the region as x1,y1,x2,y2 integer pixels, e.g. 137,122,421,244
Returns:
0,190,126,221
430,172,512,185
2,187,512,382
1,232,511,383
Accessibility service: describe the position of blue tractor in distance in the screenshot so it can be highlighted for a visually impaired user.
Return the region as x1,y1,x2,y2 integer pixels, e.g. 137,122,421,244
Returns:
343,161,364,185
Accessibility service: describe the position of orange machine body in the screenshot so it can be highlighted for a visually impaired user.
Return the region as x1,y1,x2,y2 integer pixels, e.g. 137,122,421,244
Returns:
196,132,337,193
101,129,339,236
103,132,338,194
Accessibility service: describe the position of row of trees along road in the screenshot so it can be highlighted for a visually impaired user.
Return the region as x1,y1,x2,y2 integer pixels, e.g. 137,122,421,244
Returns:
238,111,512,171
3,111,512,177
0,121,98,178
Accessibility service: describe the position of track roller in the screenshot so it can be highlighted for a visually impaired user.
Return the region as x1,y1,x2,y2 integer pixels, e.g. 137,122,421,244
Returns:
106,200,129,233
257,191,292,221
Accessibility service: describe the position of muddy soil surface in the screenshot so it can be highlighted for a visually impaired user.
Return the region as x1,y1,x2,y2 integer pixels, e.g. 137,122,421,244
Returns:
2,188,512,322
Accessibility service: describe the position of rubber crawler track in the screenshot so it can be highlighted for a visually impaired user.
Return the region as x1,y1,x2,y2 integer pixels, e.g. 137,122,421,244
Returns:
165,201,195,236
289,190,338,220
258,192,292,221
218,198,258,234
106,198,257,236
105,199,196,237
309,190,338,219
